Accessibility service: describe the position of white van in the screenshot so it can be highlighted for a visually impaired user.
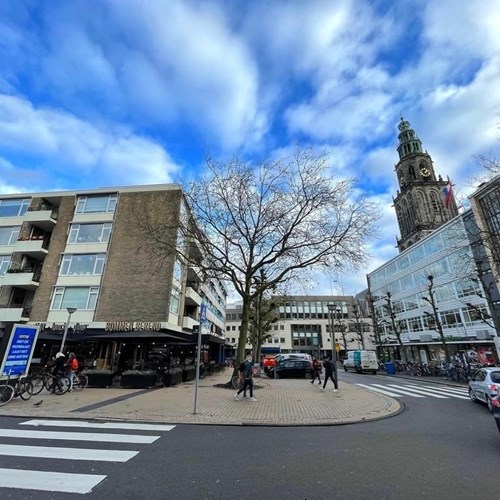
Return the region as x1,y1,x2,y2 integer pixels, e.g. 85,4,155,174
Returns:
343,350,378,374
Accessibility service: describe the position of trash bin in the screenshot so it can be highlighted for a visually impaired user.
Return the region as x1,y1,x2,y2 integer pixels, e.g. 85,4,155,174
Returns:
385,361,396,375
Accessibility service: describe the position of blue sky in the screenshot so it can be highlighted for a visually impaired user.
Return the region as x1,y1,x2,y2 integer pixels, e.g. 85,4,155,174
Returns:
1,0,499,295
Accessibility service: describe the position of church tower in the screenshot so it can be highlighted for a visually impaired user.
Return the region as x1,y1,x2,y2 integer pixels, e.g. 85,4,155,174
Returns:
393,117,458,252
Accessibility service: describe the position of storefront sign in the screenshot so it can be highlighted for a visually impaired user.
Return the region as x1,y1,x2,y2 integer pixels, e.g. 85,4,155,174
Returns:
34,322,88,332
105,321,162,332
0,324,40,378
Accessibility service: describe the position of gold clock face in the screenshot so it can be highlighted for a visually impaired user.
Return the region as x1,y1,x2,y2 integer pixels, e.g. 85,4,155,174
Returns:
420,166,431,178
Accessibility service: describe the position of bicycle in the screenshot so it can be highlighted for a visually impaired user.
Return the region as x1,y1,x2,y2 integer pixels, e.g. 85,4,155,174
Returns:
0,372,32,406
29,366,71,395
71,372,88,391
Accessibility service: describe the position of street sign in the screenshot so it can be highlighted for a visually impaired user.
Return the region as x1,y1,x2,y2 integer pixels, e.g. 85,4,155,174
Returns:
335,343,341,351
0,324,40,379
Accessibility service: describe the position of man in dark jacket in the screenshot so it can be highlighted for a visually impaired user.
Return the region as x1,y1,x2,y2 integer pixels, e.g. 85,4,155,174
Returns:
322,356,338,391
234,354,257,401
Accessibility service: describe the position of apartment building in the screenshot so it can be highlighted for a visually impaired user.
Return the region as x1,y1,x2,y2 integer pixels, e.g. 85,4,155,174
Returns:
0,185,226,371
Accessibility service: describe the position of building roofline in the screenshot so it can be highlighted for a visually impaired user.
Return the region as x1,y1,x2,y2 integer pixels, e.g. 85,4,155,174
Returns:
0,183,182,200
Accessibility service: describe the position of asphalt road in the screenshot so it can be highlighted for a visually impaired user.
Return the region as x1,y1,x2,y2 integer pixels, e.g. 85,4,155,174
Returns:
0,372,498,500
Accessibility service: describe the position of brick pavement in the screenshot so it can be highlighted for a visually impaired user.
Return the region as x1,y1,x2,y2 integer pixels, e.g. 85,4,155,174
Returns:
0,371,402,426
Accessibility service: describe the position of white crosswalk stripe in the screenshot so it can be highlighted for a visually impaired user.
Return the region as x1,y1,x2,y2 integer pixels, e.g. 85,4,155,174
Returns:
357,381,470,400
0,419,175,495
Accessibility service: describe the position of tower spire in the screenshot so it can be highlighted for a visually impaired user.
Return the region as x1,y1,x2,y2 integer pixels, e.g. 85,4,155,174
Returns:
397,117,423,160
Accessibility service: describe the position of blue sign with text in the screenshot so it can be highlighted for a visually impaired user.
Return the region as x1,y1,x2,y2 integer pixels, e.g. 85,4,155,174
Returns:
1,325,39,378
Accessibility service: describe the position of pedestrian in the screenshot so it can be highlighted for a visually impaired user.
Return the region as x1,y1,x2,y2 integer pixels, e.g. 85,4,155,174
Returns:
66,352,79,392
321,356,338,392
50,352,66,393
310,356,322,385
234,354,257,401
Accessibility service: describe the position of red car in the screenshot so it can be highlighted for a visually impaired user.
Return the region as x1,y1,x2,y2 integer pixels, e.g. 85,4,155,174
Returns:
262,356,276,372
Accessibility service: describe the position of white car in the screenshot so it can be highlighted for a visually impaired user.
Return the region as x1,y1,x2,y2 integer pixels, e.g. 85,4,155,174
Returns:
469,367,500,412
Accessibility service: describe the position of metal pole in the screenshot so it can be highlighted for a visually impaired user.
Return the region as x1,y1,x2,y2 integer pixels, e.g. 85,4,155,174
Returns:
194,304,206,414
328,305,339,390
193,325,202,414
60,307,76,353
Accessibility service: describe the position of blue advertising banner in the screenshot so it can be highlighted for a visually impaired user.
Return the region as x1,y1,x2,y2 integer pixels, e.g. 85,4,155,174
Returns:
0,324,40,378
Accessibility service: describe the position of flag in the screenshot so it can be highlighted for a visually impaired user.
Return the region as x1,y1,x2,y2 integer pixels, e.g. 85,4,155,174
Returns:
442,178,453,208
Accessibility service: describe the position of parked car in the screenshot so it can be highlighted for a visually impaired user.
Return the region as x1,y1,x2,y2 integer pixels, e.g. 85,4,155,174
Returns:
343,350,378,374
468,367,500,411
274,353,312,364
267,359,312,379
262,356,276,373
491,392,500,435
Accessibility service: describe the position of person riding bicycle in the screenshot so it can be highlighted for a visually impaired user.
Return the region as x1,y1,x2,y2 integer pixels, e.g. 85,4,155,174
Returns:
66,352,79,392
50,352,66,392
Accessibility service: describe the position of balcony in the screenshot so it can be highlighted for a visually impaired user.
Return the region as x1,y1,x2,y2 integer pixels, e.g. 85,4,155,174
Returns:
24,208,58,231
2,270,39,289
187,265,203,282
185,286,202,306
0,305,31,322
13,238,49,260
182,315,199,331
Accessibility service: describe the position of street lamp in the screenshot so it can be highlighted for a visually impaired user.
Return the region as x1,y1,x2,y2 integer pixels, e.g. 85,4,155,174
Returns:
60,307,77,353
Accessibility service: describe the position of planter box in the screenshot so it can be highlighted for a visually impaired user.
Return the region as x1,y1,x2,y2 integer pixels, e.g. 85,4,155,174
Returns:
163,369,183,387
120,374,157,388
182,367,196,382
86,373,114,388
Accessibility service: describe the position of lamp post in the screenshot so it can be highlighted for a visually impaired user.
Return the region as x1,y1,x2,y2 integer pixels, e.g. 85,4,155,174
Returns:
327,304,339,390
60,307,77,353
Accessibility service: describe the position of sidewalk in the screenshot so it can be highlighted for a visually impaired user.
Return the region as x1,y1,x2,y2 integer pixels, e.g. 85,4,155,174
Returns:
0,371,402,426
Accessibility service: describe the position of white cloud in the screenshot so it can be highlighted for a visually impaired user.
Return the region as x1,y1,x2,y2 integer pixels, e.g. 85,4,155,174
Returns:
0,93,179,189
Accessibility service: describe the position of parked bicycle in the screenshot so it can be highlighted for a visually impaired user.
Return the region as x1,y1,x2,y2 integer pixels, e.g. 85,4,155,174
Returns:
0,372,33,407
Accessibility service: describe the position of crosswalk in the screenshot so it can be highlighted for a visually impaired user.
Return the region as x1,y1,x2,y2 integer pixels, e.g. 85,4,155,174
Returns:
0,419,175,494
356,382,470,400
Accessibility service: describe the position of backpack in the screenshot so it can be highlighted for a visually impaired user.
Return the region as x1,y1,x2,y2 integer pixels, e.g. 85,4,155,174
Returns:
70,358,79,371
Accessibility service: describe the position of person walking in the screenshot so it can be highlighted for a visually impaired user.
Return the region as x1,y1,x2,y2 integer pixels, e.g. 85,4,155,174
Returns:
66,352,79,392
321,356,338,392
234,354,257,401
310,356,322,385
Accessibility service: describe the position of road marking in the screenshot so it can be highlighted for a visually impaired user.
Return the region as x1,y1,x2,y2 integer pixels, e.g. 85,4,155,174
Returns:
388,384,448,398
20,419,176,432
419,385,469,395
356,384,409,397
0,468,106,494
370,383,427,397
0,444,138,462
411,386,470,400
0,429,159,444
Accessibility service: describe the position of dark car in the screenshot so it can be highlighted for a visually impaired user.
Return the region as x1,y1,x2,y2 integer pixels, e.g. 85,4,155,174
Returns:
267,359,312,379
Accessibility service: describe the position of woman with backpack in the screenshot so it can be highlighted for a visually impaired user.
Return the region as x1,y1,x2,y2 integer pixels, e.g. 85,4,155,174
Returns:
310,356,322,385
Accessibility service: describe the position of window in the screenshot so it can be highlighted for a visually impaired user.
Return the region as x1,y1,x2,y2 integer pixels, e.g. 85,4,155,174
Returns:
0,226,21,246
76,194,117,214
0,255,11,275
280,337,285,344
170,286,180,314
51,287,99,310
0,199,30,217
60,254,106,276
68,223,112,244
441,309,462,329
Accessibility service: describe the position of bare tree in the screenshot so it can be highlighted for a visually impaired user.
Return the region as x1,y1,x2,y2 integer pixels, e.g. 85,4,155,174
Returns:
137,147,379,383
382,292,406,361
422,275,450,363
